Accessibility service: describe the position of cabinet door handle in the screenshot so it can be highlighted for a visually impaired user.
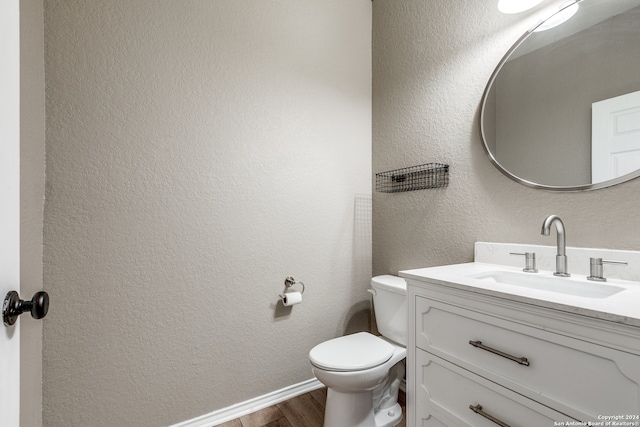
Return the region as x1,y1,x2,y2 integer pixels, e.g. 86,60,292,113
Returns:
469,404,511,427
469,340,530,366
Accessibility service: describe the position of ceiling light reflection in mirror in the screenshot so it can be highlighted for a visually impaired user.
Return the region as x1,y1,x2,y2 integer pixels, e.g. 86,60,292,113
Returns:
535,3,580,31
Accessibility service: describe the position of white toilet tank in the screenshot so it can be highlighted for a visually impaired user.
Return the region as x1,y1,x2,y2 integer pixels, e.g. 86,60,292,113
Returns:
370,275,407,346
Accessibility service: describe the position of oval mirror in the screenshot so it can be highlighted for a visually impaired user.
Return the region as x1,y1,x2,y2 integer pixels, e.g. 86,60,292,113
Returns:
481,0,640,191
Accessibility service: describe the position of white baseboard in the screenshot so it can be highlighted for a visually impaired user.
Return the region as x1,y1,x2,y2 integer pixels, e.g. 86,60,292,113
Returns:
170,378,324,427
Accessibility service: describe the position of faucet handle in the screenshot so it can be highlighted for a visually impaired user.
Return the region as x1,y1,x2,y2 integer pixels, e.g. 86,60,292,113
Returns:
510,252,538,273
587,257,627,282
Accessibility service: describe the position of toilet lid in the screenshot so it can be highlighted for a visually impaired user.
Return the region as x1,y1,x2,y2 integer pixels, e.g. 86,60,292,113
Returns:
309,332,395,372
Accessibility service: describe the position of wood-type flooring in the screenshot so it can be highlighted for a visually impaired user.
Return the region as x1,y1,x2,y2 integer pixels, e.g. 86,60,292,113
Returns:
217,387,406,427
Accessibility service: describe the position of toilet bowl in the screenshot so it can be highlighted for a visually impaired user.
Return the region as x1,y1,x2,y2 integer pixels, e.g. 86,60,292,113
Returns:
309,275,407,427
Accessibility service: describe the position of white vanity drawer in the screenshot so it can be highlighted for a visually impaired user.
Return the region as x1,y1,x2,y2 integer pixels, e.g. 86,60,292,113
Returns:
415,349,573,427
415,296,640,421
413,405,456,427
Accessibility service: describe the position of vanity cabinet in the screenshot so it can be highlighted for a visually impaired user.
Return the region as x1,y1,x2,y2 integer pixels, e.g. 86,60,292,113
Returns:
405,279,640,427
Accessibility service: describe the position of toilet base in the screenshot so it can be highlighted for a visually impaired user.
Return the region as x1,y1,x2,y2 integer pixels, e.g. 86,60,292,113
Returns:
323,389,403,427
374,402,403,427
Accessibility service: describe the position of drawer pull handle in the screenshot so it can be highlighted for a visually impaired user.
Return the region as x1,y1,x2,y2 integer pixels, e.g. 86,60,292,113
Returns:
469,340,530,366
469,404,511,427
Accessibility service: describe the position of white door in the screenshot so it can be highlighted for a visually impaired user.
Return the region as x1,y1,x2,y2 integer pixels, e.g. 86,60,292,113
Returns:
592,90,640,182
0,0,21,425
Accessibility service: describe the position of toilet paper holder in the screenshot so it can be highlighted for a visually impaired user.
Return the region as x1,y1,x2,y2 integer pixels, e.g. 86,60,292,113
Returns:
280,276,305,299
279,277,305,306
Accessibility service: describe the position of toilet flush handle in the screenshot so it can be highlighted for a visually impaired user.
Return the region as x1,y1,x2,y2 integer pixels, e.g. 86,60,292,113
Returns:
367,289,377,296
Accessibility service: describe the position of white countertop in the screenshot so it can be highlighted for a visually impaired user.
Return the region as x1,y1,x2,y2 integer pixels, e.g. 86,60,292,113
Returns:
400,262,640,328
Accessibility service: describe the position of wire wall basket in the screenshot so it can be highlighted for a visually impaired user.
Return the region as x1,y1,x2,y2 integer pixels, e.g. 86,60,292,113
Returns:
375,163,449,193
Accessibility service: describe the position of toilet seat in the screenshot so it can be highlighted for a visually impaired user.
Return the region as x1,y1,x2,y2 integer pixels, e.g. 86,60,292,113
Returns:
309,332,394,372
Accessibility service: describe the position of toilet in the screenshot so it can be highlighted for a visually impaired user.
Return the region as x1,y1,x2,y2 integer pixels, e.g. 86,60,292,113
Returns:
309,275,407,427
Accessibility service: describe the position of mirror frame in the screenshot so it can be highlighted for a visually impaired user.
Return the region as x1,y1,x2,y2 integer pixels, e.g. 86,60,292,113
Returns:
479,0,640,192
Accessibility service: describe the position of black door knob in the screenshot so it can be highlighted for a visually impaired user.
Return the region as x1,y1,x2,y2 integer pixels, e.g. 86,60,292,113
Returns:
2,290,50,327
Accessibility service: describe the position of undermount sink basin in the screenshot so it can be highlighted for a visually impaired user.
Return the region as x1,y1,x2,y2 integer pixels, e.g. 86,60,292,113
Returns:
467,270,625,299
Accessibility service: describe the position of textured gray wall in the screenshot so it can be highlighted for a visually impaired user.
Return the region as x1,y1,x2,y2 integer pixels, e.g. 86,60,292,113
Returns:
372,0,640,276
43,1,371,425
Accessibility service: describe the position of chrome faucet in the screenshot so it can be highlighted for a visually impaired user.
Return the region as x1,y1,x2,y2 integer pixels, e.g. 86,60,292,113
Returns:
541,215,570,277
